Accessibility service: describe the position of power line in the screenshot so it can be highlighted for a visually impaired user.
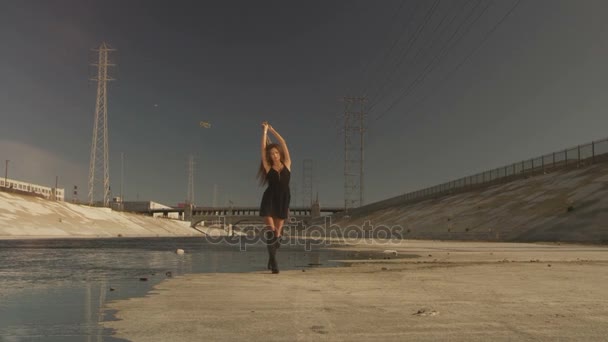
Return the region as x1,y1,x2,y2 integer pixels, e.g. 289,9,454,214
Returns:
396,0,522,124
371,0,498,124
367,0,477,112
332,1,438,175
409,0,522,111
366,0,456,108
332,2,437,198
331,2,419,171
358,0,420,96
332,2,411,154
364,0,442,103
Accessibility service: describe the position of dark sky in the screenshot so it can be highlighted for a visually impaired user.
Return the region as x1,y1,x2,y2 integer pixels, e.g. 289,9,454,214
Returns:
1,0,607,207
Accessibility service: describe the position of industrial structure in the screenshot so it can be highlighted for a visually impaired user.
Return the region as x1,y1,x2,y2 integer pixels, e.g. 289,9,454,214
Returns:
186,155,195,205
343,96,366,212
88,42,115,206
302,159,313,207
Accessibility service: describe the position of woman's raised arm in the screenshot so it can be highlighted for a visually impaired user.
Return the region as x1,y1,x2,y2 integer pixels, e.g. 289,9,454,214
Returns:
261,122,271,172
268,125,291,169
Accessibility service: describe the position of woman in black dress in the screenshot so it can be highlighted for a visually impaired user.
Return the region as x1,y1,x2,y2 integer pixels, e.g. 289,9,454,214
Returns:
257,121,291,274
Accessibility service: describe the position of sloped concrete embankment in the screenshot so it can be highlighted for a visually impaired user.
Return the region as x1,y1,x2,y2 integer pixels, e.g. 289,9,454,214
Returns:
0,192,203,238
328,163,608,243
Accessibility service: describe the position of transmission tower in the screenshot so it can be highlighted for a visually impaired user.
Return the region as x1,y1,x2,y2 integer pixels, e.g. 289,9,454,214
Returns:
291,181,298,209
186,155,195,205
302,159,313,208
88,42,115,206
343,96,366,211
212,184,218,207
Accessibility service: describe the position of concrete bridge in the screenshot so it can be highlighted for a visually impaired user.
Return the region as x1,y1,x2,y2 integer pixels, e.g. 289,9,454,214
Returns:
187,206,343,228
127,205,343,227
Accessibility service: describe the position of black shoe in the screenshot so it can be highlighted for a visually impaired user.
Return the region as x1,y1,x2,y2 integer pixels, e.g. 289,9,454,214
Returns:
271,268,279,274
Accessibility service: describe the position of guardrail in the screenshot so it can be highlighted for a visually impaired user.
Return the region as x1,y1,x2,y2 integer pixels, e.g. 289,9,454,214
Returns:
340,137,608,218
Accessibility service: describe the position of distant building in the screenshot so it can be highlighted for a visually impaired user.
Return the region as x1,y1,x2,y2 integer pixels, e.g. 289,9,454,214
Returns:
311,193,321,219
0,177,65,201
119,200,181,219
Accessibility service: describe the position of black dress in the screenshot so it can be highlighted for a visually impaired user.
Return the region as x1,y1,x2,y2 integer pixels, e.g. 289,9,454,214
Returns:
259,166,291,219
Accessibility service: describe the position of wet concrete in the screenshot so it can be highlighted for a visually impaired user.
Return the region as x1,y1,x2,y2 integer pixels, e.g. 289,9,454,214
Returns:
0,237,369,341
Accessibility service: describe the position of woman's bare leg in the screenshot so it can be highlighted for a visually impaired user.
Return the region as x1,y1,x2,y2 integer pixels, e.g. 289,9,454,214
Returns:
273,218,285,238
263,216,276,232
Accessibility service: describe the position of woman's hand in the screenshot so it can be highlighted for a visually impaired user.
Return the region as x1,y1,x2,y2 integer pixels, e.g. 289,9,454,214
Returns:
262,121,269,132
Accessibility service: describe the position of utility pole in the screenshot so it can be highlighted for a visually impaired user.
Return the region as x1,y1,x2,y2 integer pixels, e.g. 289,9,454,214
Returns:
302,159,313,208
343,96,366,212
88,42,115,207
120,152,124,201
292,181,298,209
4,160,8,187
54,176,58,201
186,155,195,206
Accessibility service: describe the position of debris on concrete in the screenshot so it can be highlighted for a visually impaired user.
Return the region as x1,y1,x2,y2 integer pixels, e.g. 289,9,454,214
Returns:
413,308,439,316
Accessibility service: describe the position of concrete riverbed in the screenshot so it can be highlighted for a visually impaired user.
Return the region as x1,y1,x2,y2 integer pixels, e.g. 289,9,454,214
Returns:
102,239,608,341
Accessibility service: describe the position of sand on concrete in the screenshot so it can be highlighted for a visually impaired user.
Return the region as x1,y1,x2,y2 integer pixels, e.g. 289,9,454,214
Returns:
102,239,608,341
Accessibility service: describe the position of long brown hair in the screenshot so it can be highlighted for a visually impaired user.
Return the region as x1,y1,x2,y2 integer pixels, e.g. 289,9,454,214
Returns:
257,143,285,186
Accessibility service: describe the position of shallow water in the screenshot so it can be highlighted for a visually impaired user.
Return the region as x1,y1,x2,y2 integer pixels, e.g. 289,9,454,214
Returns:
0,237,359,341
